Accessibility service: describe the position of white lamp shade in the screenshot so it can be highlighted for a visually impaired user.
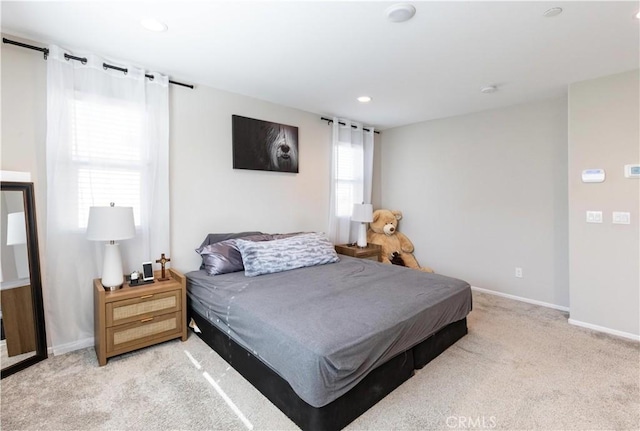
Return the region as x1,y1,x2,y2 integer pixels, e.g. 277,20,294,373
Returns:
6,212,27,245
86,206,135,241
352,204,373,223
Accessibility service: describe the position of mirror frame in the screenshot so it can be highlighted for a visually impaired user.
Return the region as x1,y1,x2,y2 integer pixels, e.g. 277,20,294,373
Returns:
1,181,47,378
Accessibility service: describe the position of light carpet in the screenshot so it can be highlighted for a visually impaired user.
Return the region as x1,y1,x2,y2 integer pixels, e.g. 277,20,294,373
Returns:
1,291,638,430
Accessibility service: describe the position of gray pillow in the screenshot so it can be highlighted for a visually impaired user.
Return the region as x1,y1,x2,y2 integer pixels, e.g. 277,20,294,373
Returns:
197,232,263,270
198,231,263,249
236,232,339,277
197,234,273,275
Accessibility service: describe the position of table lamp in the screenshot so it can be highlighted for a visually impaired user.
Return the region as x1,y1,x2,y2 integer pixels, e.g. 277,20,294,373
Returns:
6,211,29,279
6,212,27,246
86,203,135,290
352,203,373,248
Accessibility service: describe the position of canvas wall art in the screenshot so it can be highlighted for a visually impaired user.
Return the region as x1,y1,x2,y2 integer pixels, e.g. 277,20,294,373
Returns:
232,115,299,173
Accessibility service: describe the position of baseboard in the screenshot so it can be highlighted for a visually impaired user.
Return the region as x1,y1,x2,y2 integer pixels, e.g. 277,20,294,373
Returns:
2,337,85,357
471,286,639,342
568,319,640,342
471,286,570,312
52,337,94,356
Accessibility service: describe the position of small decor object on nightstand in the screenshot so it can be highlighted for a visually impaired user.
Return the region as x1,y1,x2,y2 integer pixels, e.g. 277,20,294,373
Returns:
156,253,171,281
142,262,154,282
130,271,140,285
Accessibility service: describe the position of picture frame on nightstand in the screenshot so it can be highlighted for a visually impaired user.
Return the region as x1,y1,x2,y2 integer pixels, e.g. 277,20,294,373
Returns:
142,262,154,281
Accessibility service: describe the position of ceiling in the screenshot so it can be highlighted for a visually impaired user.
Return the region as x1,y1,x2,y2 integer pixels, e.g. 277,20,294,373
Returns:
2,1,639,130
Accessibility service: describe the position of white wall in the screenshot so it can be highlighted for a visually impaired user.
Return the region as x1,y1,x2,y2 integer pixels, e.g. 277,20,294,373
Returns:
1,36,51,347
568,70,639,338
380,98,569,308
169,84,332,272
0,35,48,265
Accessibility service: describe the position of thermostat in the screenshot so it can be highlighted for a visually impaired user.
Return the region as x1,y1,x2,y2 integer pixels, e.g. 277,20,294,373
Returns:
624,164,640,178
581,168,605,183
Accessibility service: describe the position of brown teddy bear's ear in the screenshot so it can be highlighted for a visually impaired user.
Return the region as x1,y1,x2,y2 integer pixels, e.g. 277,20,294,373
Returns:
392,210,403,220
372,210,381,222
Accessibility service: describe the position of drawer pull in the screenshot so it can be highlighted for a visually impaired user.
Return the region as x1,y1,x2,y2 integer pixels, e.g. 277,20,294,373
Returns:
140,294,154,299
140,317,154,323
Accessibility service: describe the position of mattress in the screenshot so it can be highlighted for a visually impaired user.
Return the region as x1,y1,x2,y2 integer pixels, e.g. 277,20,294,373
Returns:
186,255,472,408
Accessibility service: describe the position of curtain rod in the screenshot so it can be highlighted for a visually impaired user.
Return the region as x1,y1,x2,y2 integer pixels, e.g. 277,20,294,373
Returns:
321,117,380,134
2,37,194,89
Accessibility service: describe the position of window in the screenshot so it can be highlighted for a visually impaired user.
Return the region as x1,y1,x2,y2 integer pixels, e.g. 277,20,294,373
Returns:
71,93,145,228
45,48,170,354
334,141,363,217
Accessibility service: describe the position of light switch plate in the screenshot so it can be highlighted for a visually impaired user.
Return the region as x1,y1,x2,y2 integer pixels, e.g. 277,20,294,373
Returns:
612,212,631,225
586,211,603,223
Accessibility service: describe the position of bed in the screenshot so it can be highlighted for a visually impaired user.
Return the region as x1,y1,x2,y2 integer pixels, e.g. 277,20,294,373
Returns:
186,232,472,430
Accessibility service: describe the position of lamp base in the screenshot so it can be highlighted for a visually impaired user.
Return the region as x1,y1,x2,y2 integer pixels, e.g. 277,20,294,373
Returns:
356,223,368,248
101,242,124,290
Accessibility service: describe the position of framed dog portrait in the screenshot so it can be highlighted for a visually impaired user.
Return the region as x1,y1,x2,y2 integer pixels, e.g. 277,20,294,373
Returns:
232,115,299,173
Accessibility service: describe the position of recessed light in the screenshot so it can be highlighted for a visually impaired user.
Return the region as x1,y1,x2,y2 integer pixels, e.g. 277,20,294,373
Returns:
141,18,168,32
480,85,498,94
635,11,640,19
385,3,416,23
357,96,372,103
543,7,563,18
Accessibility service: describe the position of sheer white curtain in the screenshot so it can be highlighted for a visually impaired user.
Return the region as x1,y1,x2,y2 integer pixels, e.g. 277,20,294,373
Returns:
327,117,374,244
46,45,169,354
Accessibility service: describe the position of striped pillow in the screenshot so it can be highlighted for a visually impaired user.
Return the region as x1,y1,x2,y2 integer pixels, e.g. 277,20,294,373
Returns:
236,233,339,277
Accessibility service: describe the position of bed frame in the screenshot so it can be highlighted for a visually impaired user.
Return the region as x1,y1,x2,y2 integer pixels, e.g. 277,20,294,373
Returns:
189,304,467,431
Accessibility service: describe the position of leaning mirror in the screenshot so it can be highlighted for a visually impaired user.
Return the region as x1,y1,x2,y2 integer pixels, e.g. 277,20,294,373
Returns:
1,181,47,378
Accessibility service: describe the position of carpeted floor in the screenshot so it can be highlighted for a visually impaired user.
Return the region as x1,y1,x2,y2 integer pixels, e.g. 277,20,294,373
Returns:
1,291,638,430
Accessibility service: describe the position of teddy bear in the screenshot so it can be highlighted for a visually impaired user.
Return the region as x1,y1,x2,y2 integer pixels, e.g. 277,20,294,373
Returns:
367,209,433,273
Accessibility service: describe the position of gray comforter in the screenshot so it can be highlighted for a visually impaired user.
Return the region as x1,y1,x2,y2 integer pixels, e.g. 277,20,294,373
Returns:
187,256,472,407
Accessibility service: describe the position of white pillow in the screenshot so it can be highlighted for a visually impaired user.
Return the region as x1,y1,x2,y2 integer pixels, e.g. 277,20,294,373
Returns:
236,232,339,277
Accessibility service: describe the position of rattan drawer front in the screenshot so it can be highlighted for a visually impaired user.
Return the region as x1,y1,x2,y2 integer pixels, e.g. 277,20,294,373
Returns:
106,290,181,327
106,311,182,354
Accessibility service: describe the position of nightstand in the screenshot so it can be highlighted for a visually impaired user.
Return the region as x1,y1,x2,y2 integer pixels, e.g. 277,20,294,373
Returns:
335,243,382,262
93,268,187,366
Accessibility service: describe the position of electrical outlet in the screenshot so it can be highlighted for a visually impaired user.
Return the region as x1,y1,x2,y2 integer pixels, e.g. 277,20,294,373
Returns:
515,267,523,278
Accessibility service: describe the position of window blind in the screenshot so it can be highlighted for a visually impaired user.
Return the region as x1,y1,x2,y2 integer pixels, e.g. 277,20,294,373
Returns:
71,94,145,228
